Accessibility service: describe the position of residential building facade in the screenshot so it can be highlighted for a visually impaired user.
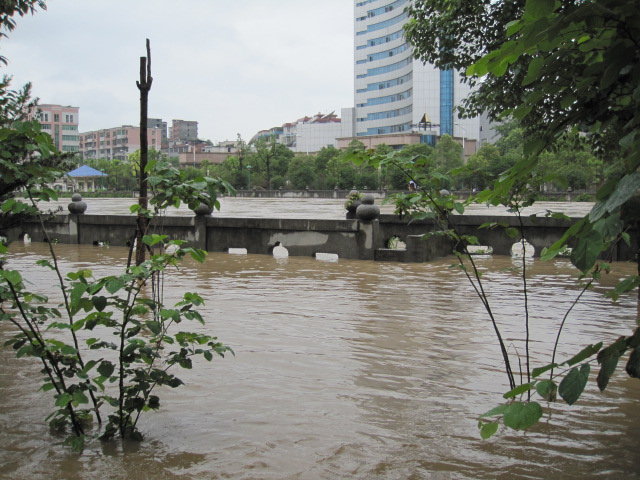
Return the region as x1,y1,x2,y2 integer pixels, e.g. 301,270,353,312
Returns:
79,125,163,161
169,119,198,143
148,118,168,149
34,104,80,153
353,0,484,149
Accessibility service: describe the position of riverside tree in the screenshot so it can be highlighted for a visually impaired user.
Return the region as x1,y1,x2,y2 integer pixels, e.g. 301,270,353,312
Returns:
0,8,234,450
401,0,640,437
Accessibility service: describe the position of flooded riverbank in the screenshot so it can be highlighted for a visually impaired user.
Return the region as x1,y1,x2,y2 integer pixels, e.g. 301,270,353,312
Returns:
0,243,638,479
34,197,595,219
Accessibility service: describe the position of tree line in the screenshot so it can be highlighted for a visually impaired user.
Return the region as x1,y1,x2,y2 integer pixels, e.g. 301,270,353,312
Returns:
82,120,608,195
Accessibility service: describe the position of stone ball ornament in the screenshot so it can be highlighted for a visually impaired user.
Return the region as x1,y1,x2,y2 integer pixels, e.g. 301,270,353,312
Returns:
356,194,380,222
68,194,87,214
193,203,214,216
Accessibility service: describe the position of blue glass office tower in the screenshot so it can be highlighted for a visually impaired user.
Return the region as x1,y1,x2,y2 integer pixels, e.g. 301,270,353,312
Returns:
354,1,477,142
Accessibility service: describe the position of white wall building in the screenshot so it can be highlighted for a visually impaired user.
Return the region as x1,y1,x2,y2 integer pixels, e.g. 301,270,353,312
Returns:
251,112,350,153
354,0,483,147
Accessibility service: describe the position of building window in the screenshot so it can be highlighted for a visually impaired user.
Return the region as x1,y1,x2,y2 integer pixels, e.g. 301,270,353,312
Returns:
361,88,412,107
365,104,412,121
54,114,59,122
358,57,412,78
440,69,454,136
362,122,412,136
40,123,51,130
65,114,74,123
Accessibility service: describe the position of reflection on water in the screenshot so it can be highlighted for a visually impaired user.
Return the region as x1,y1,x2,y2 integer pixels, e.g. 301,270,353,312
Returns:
0,243,638,479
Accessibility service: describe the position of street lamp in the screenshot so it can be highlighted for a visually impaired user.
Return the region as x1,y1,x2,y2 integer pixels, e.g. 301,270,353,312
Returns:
246,164,252,190
454,123,467,159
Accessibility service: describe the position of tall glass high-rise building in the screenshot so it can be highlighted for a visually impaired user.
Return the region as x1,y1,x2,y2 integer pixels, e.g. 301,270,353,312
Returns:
353,0,483,144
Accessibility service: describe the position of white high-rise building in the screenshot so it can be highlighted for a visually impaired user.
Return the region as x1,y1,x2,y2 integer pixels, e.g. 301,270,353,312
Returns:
353,0,485,150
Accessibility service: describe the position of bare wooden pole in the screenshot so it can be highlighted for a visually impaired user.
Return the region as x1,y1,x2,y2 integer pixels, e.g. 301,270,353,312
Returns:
135,39,152,265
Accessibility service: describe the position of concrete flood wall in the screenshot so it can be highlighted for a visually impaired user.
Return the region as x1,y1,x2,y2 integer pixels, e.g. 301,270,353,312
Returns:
7,213,638,263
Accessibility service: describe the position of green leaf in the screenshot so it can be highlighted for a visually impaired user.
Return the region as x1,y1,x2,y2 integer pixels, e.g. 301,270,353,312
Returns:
503,383,534,399
160,309,180,322
535,379,557,401
1,270,22,286
541,218,587,261
559,364,590,405
71,318,86,332
570,229,605,273
142,234,167,246
596,337,626,391
146,320,162,335
148,395,160,409
565,342,602,366
97,360,115,378
605,276,640,301
55,393,72,407
92,296,107,312
16,344,34,358
480,404,509,418
72,390,89,405
626,346,640,378
522,55,545,86
67,435,85,452
60,344,78,356
590,172,640,222
80,360,98,376
106,278,125,294
69,283,87,314
36,259,55,270
480,421,499,439
502,401,543,430
523,0,556,19
532,363,558,378
188,248,207,263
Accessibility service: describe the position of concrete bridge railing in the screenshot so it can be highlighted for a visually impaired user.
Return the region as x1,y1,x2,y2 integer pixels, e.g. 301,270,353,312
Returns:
6,212,638,263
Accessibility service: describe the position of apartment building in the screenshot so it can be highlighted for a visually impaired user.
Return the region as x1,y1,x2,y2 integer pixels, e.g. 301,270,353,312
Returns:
169,119,198,143
148,118,168,149
34,104,80,153
79,125,163,161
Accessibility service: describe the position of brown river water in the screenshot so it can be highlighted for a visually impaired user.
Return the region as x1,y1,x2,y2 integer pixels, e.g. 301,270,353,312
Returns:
0,194,640,480
36,197,595,219
1,226,638,478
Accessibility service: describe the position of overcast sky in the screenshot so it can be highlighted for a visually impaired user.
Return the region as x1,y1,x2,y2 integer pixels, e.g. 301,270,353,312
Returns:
3,0,354,143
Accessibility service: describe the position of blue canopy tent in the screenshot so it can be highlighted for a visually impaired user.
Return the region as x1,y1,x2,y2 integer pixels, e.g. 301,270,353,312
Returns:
66,165,108,192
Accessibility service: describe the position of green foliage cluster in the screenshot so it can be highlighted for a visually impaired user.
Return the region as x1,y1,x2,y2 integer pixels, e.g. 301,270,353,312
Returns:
1,149,234,450
0,2,233,450
398,0,640,439
0,231,231,449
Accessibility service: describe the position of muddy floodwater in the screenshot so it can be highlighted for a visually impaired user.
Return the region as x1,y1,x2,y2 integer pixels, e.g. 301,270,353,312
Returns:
1,242,638,479
36,196,595,219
